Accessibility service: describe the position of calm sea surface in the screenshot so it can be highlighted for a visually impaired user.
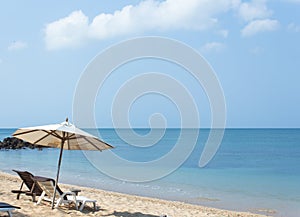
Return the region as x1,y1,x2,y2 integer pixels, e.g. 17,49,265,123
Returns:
1,129,299,217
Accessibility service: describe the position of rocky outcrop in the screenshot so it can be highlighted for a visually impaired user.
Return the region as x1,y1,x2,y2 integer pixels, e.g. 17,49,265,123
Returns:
0,137,45,150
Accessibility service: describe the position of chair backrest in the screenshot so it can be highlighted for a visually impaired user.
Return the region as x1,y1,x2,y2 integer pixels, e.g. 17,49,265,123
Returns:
33,177,65,200
12,169,43,195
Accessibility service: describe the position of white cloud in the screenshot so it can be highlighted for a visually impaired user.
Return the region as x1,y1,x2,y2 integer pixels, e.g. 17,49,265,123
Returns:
44,10,89,50
238,0,272,22
238,1,279,37
287,23,300,32
44,0,240,50
88,0,237,38
8,41,28,51
241,19,280,37
202,42,225,53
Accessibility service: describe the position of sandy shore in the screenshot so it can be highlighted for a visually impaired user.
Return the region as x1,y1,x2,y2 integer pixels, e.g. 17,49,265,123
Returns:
0,171,269,217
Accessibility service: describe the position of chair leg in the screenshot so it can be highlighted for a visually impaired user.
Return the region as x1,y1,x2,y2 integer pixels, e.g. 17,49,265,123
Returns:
75,201,79,210
7,211,12,217
37,191,46,205
55,198,62,208
79,200,86,211
32,193,36,202
31,182,37,202
17,182,24,200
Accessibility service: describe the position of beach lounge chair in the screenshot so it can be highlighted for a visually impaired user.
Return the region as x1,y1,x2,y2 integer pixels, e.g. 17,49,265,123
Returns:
11,170,43,202
0,202,20,217
33,176,97,211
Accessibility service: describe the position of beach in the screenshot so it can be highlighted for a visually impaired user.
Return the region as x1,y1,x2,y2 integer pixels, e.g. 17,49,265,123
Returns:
0,171,268,217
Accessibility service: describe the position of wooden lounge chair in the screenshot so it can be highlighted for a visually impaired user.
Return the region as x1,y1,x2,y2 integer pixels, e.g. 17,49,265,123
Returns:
33,176,97,211
11,170,43,202
0,202,20,217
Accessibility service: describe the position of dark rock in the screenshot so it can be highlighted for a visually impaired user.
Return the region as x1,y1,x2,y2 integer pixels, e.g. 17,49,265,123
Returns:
0,137,46,150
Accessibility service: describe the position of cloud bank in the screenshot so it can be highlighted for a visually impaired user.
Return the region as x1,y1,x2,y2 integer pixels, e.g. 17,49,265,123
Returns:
44,0,280,50
44,0,239,50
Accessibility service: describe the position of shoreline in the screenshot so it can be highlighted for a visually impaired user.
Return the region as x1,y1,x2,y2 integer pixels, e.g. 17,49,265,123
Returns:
0,171,268,217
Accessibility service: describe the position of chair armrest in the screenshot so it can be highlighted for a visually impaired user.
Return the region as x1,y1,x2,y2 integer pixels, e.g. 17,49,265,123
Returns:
11,190,28,193
61,191,77,201
63,191,76,196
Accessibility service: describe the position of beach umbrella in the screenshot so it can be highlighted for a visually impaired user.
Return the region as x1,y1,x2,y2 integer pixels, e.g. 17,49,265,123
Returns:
12,118,113,209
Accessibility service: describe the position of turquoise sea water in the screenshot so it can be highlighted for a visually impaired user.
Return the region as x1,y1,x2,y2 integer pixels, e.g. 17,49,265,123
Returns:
1,129,300,216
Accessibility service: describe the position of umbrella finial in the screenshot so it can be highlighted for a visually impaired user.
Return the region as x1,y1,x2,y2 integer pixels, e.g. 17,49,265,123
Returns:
66,117,68,123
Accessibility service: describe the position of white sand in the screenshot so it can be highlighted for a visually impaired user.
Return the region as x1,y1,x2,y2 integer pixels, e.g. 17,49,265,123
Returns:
0,171,269,217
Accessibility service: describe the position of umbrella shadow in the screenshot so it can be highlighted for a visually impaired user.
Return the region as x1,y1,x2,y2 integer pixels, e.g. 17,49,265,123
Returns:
102,211,161,217
56,205,103,214
9,211,31,217
79,205,106,214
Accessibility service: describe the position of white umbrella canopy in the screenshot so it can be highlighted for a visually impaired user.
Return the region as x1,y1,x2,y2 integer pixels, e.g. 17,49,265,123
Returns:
12,118,113,209
12,119,112,151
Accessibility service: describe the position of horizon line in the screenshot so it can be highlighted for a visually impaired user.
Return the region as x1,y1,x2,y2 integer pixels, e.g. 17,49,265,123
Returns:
1,127,300,130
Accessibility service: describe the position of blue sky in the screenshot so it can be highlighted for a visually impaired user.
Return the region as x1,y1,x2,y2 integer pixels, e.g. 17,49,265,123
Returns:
0,0,300,128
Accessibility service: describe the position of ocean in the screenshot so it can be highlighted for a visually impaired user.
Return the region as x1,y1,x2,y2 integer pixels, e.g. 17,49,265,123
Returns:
1,128,299,217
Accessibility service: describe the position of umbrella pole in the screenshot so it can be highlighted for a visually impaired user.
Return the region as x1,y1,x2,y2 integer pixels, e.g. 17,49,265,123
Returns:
51,138,65,209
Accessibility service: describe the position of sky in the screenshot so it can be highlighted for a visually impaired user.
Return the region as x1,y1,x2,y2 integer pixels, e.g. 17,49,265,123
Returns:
0,0,300,128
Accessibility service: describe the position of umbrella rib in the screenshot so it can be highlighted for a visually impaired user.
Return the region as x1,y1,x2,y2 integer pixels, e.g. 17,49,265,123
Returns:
67,132,100,140
12,129,40,136
66,133,76,139
69,134,113,148
33,130,62,145
67,134,91,140
33,133,52,145
82,137,103,151
95,138,114,148
48,130,63,139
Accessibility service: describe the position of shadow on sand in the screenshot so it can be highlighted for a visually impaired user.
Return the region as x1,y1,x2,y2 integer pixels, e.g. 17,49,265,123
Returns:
102,210,163,217
8,211,31,217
